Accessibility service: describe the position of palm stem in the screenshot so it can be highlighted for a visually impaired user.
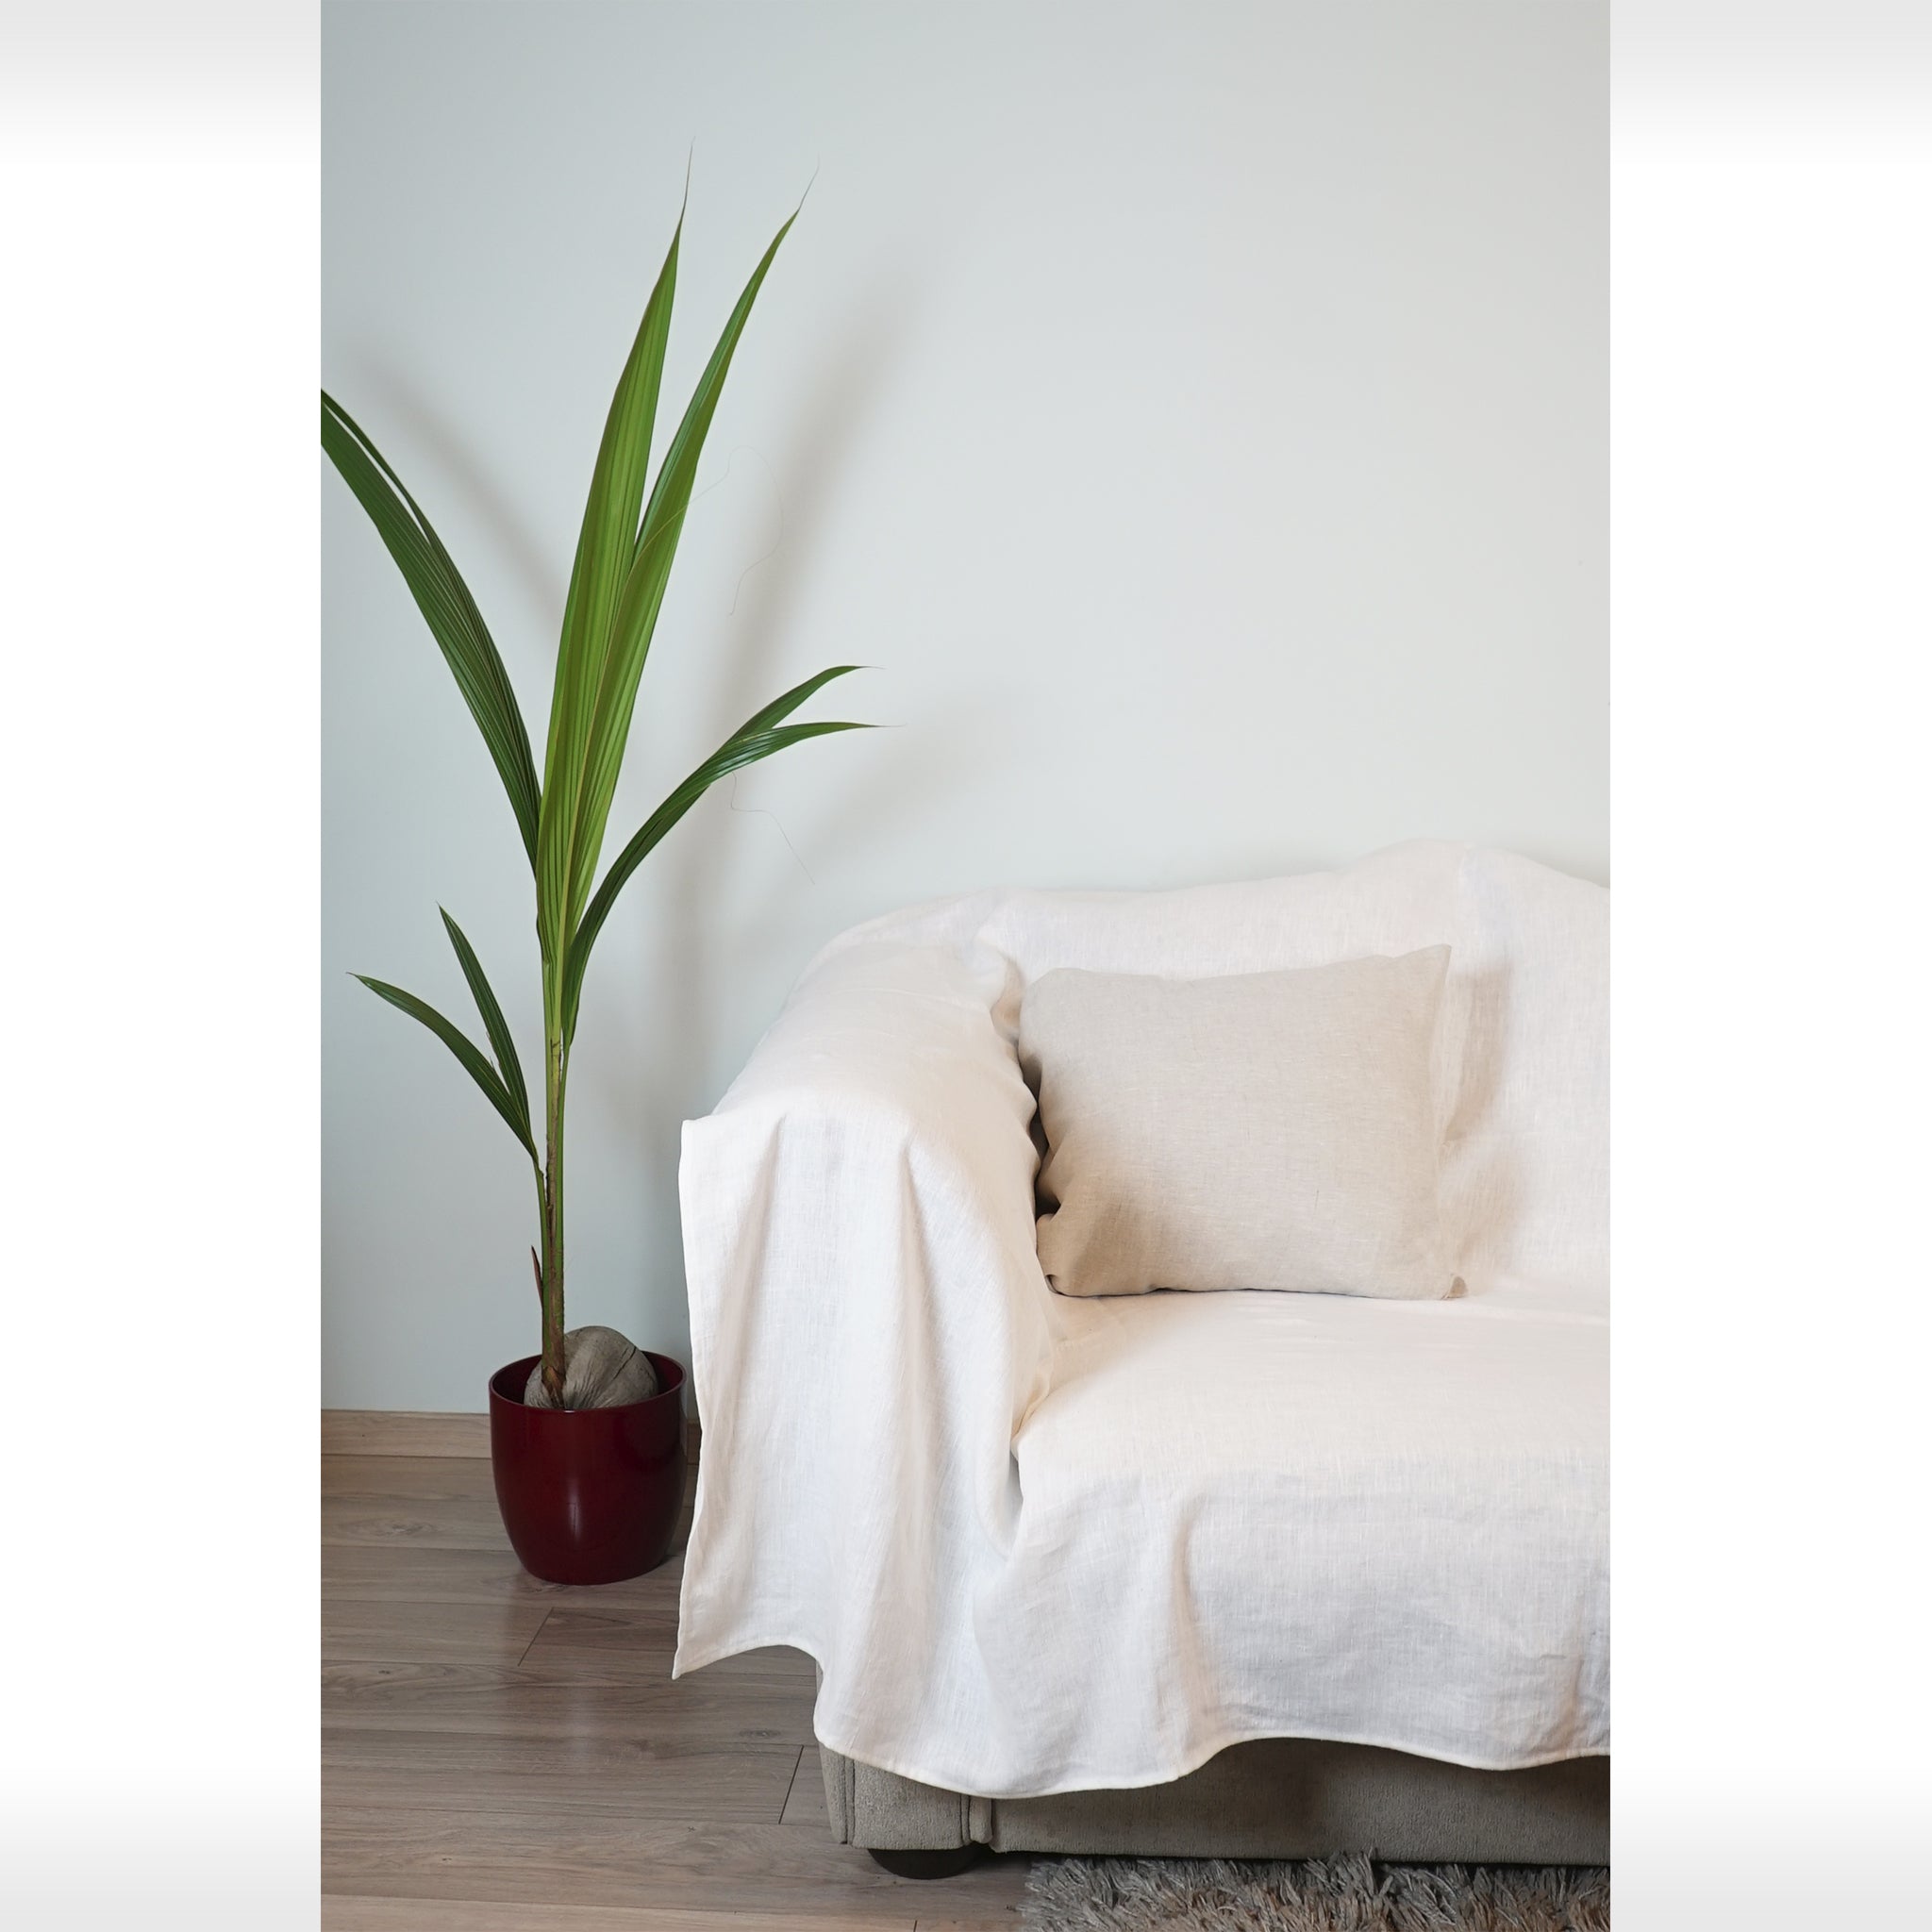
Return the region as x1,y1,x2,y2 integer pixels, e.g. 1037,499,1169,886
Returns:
540,1030,568,1400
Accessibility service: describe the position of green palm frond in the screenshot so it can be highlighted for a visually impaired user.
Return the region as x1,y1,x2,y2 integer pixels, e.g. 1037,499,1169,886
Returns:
538,211,798,973
536,213,683,969
562,668,870,1038
322,394,541,866
353,974,539,1161
440,908,531,1147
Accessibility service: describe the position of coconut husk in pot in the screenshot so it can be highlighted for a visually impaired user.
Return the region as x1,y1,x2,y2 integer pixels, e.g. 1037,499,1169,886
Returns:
524,1325,659,1410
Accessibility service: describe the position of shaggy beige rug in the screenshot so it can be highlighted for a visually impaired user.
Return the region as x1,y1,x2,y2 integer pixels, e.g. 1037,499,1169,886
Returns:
1020,1854,1610,1931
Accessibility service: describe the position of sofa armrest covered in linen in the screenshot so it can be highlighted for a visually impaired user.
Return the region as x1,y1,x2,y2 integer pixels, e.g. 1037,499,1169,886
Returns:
674,940,1057,1774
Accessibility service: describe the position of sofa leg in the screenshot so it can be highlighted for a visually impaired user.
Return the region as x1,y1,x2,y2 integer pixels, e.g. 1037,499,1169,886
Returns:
867,1845,988,1879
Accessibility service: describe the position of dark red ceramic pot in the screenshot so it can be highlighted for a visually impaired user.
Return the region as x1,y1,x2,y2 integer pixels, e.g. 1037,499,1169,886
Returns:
487,1351,687,1585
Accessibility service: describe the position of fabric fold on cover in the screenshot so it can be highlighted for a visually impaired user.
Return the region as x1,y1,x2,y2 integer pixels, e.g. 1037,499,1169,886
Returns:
675,841,1608,1798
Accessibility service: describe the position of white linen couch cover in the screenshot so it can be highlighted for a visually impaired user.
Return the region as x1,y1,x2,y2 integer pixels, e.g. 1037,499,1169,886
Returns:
674,841,1607,1798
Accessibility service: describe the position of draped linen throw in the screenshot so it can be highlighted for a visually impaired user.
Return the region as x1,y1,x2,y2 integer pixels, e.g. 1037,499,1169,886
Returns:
675,842,1608,1798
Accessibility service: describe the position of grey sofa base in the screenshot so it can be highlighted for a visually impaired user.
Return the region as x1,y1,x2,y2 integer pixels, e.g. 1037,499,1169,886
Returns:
820,1738,1608,1866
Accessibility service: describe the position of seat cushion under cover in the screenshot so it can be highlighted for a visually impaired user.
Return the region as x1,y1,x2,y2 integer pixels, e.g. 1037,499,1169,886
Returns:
987,1283,1607,1789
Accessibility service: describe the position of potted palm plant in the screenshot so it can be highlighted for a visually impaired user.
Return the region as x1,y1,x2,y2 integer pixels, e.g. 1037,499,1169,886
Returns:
324,190,867,1583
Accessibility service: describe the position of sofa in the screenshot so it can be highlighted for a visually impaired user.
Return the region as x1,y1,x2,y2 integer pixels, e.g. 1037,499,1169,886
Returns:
674,841,1608,1870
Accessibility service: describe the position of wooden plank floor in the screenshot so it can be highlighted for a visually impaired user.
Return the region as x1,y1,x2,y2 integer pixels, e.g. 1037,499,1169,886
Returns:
324,1445,1032,1931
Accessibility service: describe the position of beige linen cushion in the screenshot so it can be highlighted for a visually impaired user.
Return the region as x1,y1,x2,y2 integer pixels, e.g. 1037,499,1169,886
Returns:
1019,947,1455,1299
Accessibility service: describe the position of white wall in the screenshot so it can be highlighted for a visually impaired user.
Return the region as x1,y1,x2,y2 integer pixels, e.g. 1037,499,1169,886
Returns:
323,0,1606,1411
